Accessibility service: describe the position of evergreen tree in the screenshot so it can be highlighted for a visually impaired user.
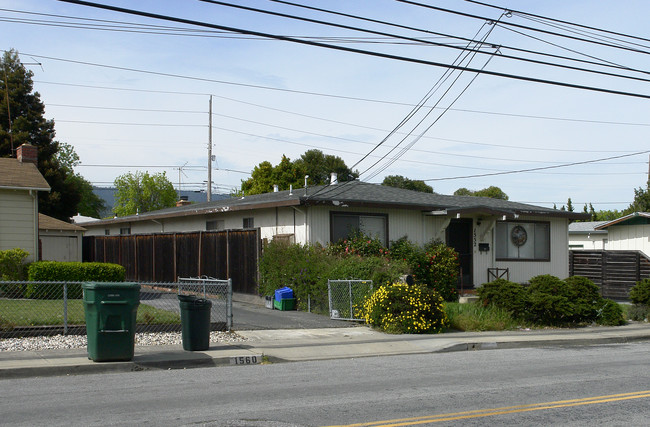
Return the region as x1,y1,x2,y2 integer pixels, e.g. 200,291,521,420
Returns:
1,50,80,220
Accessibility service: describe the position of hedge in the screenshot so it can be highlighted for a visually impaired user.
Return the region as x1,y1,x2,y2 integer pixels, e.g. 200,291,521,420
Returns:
25,262,126,299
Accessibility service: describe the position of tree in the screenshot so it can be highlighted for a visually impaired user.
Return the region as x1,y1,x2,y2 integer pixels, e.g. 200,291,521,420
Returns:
623,179,650,215
381,175,434,193
566,197,574,212
1,49,81,220
453,186,509,200
55,143,106,218
113,171,177,216
293,149,358,185
240,150,358,195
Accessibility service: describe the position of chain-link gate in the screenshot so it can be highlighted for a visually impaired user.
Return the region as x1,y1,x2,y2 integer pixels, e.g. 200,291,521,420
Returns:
178,277,233,331
327,280,373,321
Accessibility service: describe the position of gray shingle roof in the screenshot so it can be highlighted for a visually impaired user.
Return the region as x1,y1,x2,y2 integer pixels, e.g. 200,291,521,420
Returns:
85,181,587,226
0,158,50,191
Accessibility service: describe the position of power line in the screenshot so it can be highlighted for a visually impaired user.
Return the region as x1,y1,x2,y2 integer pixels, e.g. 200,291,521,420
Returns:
461,0,650,45
39,80,650,131
424,150,650,181
397,0,650,55
55,0,650,100
202,0,650,84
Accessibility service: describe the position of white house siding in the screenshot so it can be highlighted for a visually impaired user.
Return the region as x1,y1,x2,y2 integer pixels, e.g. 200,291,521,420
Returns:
494,216,570,283
0,189,37,261
569,234,607,250
606,224,650,257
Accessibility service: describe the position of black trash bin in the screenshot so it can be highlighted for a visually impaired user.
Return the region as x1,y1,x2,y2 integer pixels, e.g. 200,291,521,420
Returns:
178,294,212,351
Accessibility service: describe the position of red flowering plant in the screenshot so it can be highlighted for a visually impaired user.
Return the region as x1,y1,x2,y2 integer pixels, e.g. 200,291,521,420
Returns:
327,231,387,258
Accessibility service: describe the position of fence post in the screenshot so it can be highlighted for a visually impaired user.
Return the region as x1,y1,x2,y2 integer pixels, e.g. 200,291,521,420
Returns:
63,283,68,335
227,278,233,331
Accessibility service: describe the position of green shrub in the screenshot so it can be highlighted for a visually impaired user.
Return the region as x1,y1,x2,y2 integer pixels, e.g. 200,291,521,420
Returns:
563,275,602,323
476,278,527,319
629,278,650,306
527,275,575,326
0,248,30,298
412,242,459,302
25,261,126,299
0,248,29,280
596,299,626,326
360,282,448,334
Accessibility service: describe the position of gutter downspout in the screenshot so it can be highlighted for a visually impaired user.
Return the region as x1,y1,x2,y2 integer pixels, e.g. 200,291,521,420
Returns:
30,190,39,261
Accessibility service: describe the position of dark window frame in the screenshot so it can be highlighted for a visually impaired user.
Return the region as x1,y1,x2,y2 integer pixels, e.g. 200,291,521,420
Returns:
329,211,389,246
495,220,551,262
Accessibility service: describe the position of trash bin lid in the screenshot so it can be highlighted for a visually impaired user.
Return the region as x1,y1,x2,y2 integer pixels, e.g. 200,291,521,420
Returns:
178,294,197,302
82,282,140,290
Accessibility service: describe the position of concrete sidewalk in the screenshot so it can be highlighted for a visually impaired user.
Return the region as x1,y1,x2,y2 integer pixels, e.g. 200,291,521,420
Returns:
1,323,649,380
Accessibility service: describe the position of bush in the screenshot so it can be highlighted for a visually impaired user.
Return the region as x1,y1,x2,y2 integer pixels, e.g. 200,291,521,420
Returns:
563,275,602,323
596,299,626,326
360,282,448,334
527,275,579,326
476,279,527,319
0,248,30,298
328,231,387,257
25,261,126,299
629,278,650,306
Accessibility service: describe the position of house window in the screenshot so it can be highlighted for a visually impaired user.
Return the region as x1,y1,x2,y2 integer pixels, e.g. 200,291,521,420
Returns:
206,220,225,231
243,217,254,228
104,229,110,236
119,227,131,235
495,221,550,261
330,212,388,246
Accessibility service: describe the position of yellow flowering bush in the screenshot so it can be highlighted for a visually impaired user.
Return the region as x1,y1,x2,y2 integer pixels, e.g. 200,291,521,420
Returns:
360,282,449,334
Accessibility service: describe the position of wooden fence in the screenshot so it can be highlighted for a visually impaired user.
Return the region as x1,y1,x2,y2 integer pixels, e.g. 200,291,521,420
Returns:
83,229,260,294
569,250,650,300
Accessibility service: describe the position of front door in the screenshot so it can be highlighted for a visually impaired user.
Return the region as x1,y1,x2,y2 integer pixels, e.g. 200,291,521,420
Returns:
446,218,473,288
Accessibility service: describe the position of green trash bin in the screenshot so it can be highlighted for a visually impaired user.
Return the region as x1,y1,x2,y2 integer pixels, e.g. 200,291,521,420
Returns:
178,294,212,351
82,282,140,362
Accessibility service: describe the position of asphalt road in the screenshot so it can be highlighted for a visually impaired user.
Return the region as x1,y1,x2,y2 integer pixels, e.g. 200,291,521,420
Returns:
2,342,648,426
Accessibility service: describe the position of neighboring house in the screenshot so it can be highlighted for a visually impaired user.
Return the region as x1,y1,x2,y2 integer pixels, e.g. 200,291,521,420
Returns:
39,214,85,262
81,177,586,287
568,221,608,250
0,144,51,262
595,212,650,258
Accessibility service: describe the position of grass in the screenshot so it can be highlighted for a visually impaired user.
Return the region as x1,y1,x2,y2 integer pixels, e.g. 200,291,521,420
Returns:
445,302,528,332
0,298,180,329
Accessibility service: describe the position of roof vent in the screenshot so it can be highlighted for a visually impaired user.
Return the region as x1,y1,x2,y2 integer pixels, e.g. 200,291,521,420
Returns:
273,184,279,192
330,172,338,185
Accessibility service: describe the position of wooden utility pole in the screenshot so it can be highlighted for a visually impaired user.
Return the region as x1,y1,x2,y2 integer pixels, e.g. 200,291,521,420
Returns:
207,95,213,202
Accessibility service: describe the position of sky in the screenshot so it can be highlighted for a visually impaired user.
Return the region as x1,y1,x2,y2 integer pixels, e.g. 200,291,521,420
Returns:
1,0,649,212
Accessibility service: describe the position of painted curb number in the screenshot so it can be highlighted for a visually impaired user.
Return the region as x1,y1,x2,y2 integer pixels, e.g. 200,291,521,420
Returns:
230,355,262,365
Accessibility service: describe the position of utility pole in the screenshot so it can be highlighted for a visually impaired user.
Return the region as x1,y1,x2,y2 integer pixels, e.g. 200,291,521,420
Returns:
207,95,213,202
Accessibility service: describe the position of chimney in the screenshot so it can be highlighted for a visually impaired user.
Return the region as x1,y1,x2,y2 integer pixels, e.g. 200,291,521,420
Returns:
330,172,338,185
176,195,191,207
17,143,38,164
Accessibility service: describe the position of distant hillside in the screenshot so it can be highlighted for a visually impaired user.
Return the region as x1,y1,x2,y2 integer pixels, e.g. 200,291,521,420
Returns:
92,187,231,218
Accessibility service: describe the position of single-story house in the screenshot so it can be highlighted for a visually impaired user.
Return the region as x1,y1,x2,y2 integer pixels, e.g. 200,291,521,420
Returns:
39,214,86,262
0,144,51,262
81,177,587,287
595,212,650,258
568,221,609,250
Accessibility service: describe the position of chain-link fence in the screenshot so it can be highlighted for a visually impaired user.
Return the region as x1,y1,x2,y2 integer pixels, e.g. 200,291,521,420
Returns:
327,280,373,321
0,279,232,338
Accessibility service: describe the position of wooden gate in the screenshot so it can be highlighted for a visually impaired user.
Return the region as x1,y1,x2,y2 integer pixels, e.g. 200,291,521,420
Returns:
83,229,260,294
569,250,650,300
